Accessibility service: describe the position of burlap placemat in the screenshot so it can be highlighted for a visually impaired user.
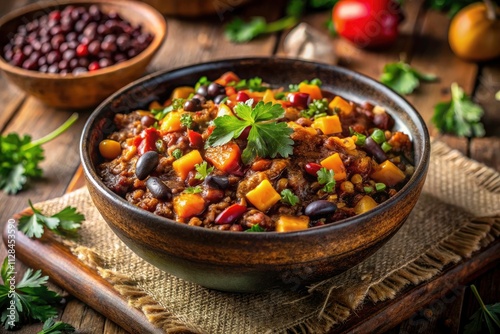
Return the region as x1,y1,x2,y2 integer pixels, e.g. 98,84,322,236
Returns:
33,140,499,333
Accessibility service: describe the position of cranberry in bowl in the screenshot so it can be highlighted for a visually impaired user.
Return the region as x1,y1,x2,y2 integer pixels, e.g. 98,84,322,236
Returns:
0,0,166,109
81,58,430,292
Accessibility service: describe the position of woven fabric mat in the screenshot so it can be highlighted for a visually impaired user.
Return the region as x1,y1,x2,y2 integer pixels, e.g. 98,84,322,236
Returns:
34,140,500,334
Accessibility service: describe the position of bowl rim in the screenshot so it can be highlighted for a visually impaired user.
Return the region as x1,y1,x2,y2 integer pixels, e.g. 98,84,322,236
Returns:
81,57,430,241
0,0,167,80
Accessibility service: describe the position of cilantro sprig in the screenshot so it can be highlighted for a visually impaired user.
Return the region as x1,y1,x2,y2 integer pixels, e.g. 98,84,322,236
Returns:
184,186,202,194
180,113,193,129
194,161,213,180
464,285,500,334
207,100,294,164
317,167,335,193
0,113,78,195
151,98,185,120
281,189,300,206
0,258,62,330
38,318,75,334
18,201,85,239
245,224,265,232
432,83,485,137
380,61,437,95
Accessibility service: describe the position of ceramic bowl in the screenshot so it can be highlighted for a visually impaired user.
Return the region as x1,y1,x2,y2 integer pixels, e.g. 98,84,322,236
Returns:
0,0,166,109
81,58,430,292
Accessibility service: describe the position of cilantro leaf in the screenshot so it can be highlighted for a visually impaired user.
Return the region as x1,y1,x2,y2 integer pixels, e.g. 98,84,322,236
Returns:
18,200,85,238
225,16,298,43
432,83,485,137
464,285,500,334
0,258,62,330
151,98,185,120
180,113,193,129
207,100,294,164
245,224,265,232
380,61,437,95
281,189,300,206
0,114,78,195
184,186,202,194
317,167,336,193
38,317,75,334
194,161,213,180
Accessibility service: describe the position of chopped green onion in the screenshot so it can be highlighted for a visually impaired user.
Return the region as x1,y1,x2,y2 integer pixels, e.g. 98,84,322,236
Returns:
155,140,165,152
275,92,286,100
375,183,386,192
172,149,183,160
363,186,374,193
314,113,327,119
350,127,366,146
310,78,322,86
371,129,386,144
381,142,392,152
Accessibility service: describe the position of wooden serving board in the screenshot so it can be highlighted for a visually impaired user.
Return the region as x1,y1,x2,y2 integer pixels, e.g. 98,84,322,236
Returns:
4,166,500,334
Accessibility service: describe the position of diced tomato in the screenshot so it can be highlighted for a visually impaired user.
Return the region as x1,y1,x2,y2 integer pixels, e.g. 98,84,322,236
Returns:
133,128,159,155
188,130,203,147
225,86,237,96
215,71,240,86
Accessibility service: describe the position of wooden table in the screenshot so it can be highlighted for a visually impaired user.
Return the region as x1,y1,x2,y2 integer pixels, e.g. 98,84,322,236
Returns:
1,0,499,333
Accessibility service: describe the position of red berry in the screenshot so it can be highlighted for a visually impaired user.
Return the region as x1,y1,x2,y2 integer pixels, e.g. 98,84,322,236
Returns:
88,61,100,71
304,162,322,176
288,92,310,109
236,91,250,102
76,44,88,57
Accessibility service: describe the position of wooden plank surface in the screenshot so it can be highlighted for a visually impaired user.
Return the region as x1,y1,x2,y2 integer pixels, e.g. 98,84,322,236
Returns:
1,0,499,333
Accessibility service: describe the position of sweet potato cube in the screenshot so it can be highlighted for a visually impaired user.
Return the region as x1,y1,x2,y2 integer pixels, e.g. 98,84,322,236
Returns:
276,215,310,232
160,112,183,133
354,196,378,215
329,96,353,115
170,86,195,100
205,142,241,173
320,153,347,181
370,160,406,186
246,179,281,212
312,115,342,135
172,150,203,180
263,89,277,103
299,83,322,100
173,193,205,218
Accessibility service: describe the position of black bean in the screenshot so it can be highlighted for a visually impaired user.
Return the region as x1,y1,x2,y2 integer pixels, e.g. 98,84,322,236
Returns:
141,115,156,127
205,175,229,190
146,177,171,200
192,94,206,104
207,82,225,98
196,85,208,97
214,94,227,104
184,98,202,112
304,200,337,219
136,151,159,180
364,137,388,163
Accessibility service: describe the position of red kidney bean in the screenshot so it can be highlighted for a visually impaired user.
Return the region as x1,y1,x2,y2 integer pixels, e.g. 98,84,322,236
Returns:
304,162,322,176
236,91,250,102
288,92,310,109
215,204,247,225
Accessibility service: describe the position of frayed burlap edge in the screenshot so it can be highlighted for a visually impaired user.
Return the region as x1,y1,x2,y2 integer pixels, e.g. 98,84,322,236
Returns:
64,139,500,334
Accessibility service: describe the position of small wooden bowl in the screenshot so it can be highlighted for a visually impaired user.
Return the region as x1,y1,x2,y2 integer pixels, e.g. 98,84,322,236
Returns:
0,0,166,109
81,58,430,292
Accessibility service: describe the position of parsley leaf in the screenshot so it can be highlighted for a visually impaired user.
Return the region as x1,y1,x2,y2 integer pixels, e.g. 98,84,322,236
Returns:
18,200,85,238
464,285,500,334
38,318,75,334
194,161,213,180
317,167,336,192
380,61,437,95
432,83,485,137
184,186,202,194
281,189,300,206
207,100,294,164
0,114,78,195
301,98,329,118
180,113,193,129
245,224,265,232
151,98,185,120
0,258,62,330
172,149,183,160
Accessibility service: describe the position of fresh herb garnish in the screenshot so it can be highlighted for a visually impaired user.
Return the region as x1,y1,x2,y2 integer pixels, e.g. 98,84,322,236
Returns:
370,129,386,144
381,142,392,152
207,100,294,164
194,76,211,91
38,318,75,334
301,98,328,118
281,189,300,206
18,201,85,238
464,284,500,334
0,258,62,330
380,61,437,95
194,161,213,180
350,128,366,146
375,183,386,192
432,83,485,137
246,224,265,232
184,186,203,194
151,98,185,120
227,77,267,92
0,113,78,195
172,149,183,160
289,78,322,92
180,113,193,129
364,186,374,193
317,167,336,193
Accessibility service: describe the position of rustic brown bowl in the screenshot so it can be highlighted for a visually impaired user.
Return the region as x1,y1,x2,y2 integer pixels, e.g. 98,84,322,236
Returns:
0,0,166,109
81,58,430,292
140,0,253,17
